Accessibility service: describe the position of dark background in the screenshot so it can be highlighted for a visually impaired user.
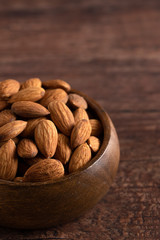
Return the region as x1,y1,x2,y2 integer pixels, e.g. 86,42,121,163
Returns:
0,0,160,239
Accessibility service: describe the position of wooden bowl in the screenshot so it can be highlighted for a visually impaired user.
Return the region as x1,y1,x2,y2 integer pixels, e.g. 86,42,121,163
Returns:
0,90,120,229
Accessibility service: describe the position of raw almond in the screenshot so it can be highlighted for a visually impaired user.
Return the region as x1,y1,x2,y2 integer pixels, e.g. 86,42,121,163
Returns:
34,119,58,158
14,177,24,182
39,88,68,107
54,134,72,165
70,119,91,149
0,109,16,127
0,79,20,98
17,138,38,158
48,101,75,136
8,87,45,103
87,136,100,152
90,119,103,136
21,117,46,138
11,101,50,118
23,159,64,182
0,137,19,147
68,93,88,109
0,120,27,141
0,100,8,111
73,107,89,124
0,139,18,180
69,143,91,173
21,78,42,89
42,79,71,92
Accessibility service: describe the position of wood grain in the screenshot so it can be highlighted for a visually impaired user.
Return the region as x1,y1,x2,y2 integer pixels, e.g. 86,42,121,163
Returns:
0,0,159,239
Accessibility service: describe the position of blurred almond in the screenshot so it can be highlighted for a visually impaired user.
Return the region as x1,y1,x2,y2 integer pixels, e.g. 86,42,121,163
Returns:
73,107,89,124
17,138,38,158
0,139,18,180
14,177,24,182
87,136,100,152
0,100,9,111
21,117,46,138
42,79,71,92
68,93,88,109
70,119,91,149
0,109,16,127
21,78,42,89
55,134,72,165
8,87,45,103
39,88,68,107
0,79,20,98
11,101,50,118
90,119,103,136
48,101,75,136
0,120,27,141
34,119,58,158
23,159,64,182
69,143,91,173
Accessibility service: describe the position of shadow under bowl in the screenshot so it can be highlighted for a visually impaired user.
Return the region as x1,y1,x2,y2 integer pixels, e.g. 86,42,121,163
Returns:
0,90,120,229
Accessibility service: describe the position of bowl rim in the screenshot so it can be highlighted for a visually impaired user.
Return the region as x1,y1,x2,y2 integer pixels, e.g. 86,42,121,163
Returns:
0,89,111,187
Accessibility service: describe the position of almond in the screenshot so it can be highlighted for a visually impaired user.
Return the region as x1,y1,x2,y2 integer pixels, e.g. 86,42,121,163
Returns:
0,100,9,111
55,134,72,165
0,137,19,147
0,120,27,141
0,109,16,127
48,101,75,136
34,119,58,158
14,177,24,182
21,117,46,138
11,101,50,118
68,93,88,109
21,78,42,89
23,159,64,182
90,119,103,136
0,79,20,98
73,107,89,124
70,119,91,149
69,143,91,173
87,136,100,152
17,138,38,158
8,87,45,103
42,79,71,92
39,88,68,107
0,139,18,180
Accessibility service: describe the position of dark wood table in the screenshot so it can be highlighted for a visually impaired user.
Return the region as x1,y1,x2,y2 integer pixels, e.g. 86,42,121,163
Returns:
0,0,160,239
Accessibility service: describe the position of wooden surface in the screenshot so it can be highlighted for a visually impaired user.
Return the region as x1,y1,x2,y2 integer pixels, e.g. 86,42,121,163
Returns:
0,0,159,239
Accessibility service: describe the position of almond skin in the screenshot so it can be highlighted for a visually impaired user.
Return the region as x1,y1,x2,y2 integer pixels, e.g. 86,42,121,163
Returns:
8,87,45,103
87,136,101,152
0,139,18,180
70,119,91,149
21,78,42,89
90,119,103,136
69,143,91,173
0,79,20,98
73,107,89,124
48,101,75,136
0,109,16,127
23,154,45,166
34,119,58,158
54,134,72,165
0,120,27,141
21,117,46,138
14,177,24,182
0,100,8,111
11,101,50,118
17,138,38,158
42,79,71,92
68,93,88,109
23,159,65,182
0,137,19,147
39,88,68,107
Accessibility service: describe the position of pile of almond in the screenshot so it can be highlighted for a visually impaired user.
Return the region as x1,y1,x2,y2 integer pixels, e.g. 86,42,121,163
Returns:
0,78,103,182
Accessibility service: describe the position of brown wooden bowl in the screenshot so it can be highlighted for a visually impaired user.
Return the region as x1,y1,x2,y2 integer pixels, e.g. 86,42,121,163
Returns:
0,90,120,229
